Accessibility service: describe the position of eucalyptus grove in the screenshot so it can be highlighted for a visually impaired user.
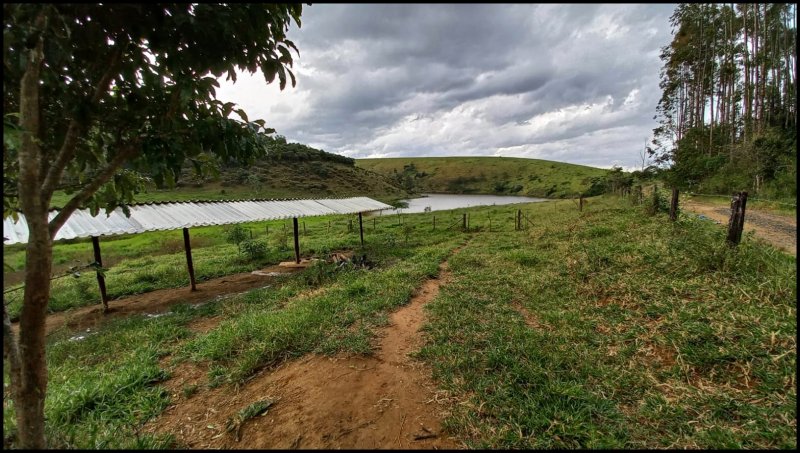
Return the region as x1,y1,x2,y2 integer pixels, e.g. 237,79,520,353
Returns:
651,3,796,195
3,4,303,448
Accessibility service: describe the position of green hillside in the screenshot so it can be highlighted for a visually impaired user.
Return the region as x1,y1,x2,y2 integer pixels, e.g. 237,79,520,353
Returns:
357,156,609,198
51,141,411,207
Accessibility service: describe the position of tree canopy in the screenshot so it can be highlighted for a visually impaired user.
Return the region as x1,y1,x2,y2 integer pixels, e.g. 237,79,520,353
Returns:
3,3,302,219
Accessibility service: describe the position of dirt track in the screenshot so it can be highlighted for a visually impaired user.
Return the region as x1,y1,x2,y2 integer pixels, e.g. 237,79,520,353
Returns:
681,200,796,256
10,264,302,337
145,247,466,449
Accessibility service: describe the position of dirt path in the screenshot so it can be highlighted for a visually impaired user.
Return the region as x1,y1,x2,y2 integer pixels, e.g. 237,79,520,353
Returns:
146,246,467,449
682,199,796,256
10,264,302,337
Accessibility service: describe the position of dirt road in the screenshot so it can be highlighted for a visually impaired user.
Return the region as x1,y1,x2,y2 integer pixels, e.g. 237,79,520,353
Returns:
681,199,796,256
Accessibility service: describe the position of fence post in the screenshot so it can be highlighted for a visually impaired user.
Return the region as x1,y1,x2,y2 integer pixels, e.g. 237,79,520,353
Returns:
579,194,584,212
669,188,679,221
462,213,467,232
433,215,436,231
726,191,748,246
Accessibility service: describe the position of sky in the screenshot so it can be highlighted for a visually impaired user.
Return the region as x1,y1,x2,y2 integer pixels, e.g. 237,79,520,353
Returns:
216,4,677,171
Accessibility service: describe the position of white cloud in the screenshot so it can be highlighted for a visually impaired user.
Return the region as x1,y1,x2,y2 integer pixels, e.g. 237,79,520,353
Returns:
214,4,676,169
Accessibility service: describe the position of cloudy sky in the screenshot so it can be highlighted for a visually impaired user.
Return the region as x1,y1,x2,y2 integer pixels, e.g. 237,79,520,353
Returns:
216,4,677,170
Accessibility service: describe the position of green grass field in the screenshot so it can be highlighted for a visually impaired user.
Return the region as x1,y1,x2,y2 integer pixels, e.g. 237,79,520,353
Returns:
3,195,796,449
357,156,609,198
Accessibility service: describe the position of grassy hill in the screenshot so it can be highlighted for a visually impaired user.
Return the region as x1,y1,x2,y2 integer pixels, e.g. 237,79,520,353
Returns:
357,156,609,198
51,158,411,208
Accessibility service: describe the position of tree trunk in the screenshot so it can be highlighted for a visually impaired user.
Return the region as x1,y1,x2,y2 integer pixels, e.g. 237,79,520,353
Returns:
13,217,53,449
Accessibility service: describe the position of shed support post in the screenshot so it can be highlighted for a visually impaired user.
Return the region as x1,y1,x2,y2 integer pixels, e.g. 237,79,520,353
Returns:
293,217,301,264
358,212,364,246
183,227,197,291
91,236,109,312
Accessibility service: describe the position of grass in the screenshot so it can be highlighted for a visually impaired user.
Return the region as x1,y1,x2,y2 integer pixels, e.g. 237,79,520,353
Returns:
2,195,795,449
357,156,609,198
419,197,796,449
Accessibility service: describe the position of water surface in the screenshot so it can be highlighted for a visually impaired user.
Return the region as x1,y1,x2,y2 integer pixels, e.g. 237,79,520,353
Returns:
378,193,550,214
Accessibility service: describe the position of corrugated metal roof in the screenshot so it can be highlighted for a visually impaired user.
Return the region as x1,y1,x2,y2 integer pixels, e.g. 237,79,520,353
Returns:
3,197,392,245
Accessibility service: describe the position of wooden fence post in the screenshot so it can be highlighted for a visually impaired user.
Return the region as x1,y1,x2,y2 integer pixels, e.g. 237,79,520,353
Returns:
462,213,467,232
669,188,679,221
579,194,584,212
726,191,748,246
432,215,436,231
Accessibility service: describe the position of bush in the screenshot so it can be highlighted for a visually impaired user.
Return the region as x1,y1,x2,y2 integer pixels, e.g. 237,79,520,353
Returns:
644,185,670,216
226,224,249,254
240,239,268,260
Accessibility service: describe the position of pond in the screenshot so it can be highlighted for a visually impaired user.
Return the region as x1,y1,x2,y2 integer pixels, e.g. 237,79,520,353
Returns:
377,193,551,214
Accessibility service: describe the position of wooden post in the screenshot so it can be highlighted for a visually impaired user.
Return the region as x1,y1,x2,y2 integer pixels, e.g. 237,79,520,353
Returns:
303,221,307,235
183,228,197,291
348,219,353,233
669,188,679,221
293,217,300,263
517,209,522,230
726,191,748,246
249,228,253,239
358,212,364,246
91,236,109,311
467,213,470,231
579,194,584,212
373,217,376,231
433,215,436,231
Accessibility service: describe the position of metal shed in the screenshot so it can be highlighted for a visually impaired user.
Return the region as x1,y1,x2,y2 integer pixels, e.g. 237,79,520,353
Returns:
3,196,392,309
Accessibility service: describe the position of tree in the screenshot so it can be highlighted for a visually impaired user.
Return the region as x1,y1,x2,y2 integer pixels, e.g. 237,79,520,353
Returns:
651,3,796,196
2,4,303,448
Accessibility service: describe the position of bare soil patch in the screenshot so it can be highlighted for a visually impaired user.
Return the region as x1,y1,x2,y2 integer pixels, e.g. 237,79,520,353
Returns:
11,264,301,337
145,248,466,449
682,200,796,256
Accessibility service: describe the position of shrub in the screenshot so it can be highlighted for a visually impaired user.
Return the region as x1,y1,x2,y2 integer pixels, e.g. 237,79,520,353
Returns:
226,224,250,255
240,239,268,260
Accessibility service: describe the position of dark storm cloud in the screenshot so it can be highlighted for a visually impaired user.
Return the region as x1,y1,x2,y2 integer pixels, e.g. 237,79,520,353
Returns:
217,3,677,169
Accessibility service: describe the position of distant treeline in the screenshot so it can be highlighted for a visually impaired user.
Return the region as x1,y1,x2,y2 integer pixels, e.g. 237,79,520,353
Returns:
259,135,355,166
